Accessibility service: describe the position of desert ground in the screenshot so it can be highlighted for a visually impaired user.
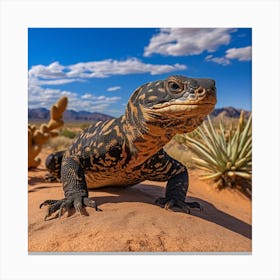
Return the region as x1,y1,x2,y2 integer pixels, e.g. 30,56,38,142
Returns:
28,147,252,253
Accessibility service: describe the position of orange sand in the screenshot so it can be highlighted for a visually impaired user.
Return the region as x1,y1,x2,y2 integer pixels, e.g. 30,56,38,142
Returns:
28,149,251,252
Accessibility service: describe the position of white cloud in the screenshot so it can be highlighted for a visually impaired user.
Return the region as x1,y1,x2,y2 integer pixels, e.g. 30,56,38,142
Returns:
205,55,231,66
28,84,121,113
34,78,83,86
28,58,187,113
225,46,252,61
144,28,235,57
205,46,252,66
28,58,186,82
107,86,121,92
66,58,186,77
28,62,66,79
81,94,92,99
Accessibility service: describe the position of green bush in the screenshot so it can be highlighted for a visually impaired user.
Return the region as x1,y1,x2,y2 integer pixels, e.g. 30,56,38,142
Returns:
60,128,77,139
182,112,252,196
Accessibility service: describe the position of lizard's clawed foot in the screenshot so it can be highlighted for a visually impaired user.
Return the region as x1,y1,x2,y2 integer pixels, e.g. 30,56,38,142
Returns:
155,197,202,214
40,196,102,220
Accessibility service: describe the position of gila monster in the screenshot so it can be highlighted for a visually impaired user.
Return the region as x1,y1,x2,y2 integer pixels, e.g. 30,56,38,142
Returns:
40,75,216,220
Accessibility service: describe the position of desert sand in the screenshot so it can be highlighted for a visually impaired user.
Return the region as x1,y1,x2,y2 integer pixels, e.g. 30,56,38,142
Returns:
28,148,251,252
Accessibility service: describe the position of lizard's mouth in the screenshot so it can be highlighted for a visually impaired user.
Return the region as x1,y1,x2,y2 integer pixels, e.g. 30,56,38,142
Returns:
151,102,216,115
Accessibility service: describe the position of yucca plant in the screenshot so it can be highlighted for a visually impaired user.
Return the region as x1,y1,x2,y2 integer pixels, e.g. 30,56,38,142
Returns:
183,111,252,195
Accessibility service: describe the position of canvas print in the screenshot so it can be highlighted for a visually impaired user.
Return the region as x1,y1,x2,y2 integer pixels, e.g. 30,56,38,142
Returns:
28,28,252,252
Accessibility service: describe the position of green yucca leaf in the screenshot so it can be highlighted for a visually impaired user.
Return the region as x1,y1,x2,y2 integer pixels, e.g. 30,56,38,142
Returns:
238,166,252,172
205,123,228,161
192,157,210,165
203,118,221,147
207,115,219,140
234,157,248,168
219,121,227,151
185,134,228,170
230,123,241,163
192,157,217,171
239,137,252,159
197,126,228,163
232,171,252,180
244,149,252,160
192,165,213,173
227,137,232,157
181,111,252,192
238,117,252,156
229,124,239,145
201,120,229,163
186,142,224,170
200,172,223,180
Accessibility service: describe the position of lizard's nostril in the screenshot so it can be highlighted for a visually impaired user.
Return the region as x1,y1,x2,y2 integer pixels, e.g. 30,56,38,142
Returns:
195,87,206,95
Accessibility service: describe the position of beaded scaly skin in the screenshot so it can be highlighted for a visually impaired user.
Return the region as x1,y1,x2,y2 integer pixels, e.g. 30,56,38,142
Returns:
40,75,216,220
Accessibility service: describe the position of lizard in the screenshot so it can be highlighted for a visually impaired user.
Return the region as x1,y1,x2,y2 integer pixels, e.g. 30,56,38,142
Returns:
40,75,216,220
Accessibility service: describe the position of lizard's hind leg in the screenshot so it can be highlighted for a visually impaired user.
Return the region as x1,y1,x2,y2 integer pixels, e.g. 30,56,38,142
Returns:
45,150,65,182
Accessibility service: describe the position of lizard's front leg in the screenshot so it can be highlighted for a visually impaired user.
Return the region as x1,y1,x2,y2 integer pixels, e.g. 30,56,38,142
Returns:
40,156,100,220
155,170,201,214
142,149,201,213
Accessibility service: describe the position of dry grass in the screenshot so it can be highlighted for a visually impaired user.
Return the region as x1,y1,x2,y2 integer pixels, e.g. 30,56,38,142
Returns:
164,138,196,169
45,136,73,151
35,124,84,151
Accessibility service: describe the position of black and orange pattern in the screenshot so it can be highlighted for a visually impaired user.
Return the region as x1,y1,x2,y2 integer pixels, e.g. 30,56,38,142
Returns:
40,75,216,220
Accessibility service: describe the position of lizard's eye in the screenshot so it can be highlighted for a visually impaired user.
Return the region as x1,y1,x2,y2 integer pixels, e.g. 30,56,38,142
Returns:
167,80,184,94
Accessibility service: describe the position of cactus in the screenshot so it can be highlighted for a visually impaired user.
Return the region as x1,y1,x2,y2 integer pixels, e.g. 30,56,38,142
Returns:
182,111,252,195
28,96,68,168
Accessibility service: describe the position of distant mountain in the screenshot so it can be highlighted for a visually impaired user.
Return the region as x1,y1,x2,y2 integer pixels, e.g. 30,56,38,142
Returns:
210,107,251,119
63,110,114,122
28,108,50,120
28,108,114,122
28,106,251,123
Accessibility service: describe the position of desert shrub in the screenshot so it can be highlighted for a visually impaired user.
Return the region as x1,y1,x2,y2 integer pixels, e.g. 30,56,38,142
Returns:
46,136,73,151
164,139,197,169
174,130,200,144
60,128,77,139
182,111,252,196
80,123,91,130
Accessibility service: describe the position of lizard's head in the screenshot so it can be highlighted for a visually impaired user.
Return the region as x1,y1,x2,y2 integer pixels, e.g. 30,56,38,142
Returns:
125,75,217,138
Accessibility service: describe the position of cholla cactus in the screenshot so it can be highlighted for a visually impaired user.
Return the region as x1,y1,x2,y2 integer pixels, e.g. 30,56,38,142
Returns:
183,111,252,194
28,96,68,168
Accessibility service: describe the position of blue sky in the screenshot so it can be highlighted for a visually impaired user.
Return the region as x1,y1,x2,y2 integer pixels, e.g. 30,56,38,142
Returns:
28,28,252,117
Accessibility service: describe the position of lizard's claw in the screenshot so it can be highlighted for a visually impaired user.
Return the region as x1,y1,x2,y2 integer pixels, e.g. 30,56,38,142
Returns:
40,196,101,220
84,197,102,211
155,197,202,214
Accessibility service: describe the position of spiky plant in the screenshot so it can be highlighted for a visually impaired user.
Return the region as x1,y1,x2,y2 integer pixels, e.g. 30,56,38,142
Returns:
183,111,252,195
